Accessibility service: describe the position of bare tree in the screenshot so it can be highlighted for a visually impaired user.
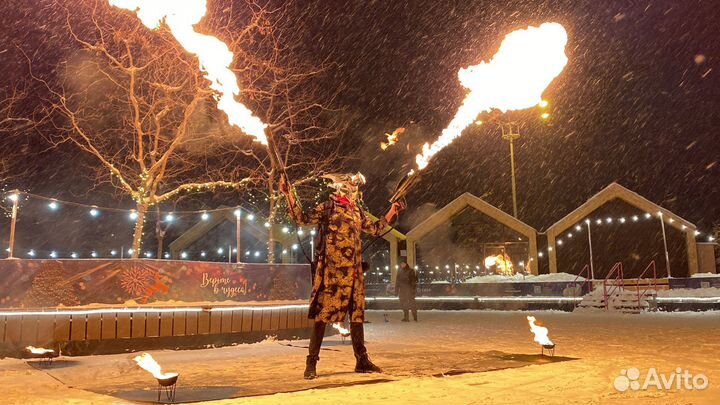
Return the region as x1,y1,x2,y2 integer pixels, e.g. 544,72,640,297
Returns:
24,1,272,257
211,2,345,263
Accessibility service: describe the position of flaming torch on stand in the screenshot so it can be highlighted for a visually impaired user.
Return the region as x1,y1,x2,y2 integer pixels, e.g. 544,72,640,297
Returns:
134,353,180,403
332,322,351,344
526,316,555,356
390,22,568,205
25,346,57,367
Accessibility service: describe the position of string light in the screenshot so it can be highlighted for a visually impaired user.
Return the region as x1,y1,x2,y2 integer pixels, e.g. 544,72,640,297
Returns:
282,226,289,234
297,229,304,236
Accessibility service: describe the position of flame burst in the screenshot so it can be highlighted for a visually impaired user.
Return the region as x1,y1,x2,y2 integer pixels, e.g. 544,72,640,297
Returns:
109,0,267,144
26,346,54,355
134,352,178,380
332,322,350,335
414,23,568,171
381,127,406,150
526,316,553,346
484,254,514,275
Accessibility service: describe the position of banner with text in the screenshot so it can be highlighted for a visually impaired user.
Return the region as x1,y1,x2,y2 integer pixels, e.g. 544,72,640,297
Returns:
0,259,311,308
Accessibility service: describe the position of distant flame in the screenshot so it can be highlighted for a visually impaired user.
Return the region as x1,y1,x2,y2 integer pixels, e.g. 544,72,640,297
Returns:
413,22,568,172
381,127,406,150
26,346,54,355
134,352,178,380
332,323,350,335
109,0,267,144
484,254,514,275
526,316,553,346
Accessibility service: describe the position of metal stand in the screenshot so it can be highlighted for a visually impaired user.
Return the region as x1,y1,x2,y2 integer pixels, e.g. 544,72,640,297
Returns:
156,375,179,403
541,344,556,357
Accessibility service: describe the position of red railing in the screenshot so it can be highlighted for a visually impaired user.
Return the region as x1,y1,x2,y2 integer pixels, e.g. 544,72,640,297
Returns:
571,264,591,302
636,260,658,309
603,262,624,310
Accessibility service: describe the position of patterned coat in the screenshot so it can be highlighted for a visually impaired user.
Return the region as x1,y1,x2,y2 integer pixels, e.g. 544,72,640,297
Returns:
290,194,388,323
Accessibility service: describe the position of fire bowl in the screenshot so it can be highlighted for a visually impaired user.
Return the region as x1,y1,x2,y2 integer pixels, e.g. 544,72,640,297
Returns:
542,344,555,350
157,373,179,387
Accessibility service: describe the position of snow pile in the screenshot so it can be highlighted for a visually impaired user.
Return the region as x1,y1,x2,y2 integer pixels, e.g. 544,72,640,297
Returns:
463,272,584,283
690,272,720,278
657,287,720,298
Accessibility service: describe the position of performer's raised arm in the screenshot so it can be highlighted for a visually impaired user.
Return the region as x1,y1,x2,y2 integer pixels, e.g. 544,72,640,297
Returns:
361,201,405,236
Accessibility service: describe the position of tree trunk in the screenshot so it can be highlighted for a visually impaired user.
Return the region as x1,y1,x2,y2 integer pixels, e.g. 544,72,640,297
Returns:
155,206,165,259
267,173,276,264
131,203,148,259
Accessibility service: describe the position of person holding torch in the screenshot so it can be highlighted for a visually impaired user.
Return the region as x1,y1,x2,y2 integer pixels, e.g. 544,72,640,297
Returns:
279,172,404,379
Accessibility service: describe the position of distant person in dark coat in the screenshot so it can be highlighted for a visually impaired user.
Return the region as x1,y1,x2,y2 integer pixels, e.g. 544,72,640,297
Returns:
395,262,418,321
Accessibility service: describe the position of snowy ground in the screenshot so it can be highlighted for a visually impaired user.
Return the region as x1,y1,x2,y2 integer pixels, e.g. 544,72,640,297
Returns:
0,309,718,404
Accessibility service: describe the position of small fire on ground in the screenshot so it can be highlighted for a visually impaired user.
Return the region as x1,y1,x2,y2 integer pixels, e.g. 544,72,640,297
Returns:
134,352,178,380
332,323,350,336
526,316,553,346
25,346,54,355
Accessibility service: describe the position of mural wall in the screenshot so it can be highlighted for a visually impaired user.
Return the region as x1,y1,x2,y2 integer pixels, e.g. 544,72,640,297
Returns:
0,260,311,308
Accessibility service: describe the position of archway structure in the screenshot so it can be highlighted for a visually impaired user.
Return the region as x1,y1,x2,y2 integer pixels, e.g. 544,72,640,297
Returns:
545,183,698,275
406,192,539,275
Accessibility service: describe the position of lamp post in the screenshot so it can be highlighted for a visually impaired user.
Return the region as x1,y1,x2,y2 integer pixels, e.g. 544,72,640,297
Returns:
7,191,19,259
500,122,521,218
658,212,672,278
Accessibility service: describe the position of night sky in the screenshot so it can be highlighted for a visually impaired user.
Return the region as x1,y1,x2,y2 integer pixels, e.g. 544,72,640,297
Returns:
1,0,719,242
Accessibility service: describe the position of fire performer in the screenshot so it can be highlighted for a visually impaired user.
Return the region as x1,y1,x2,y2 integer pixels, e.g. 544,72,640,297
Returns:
280,172,404,379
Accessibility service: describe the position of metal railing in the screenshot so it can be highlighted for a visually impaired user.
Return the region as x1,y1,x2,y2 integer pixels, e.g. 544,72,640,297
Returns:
571,264,591,303
603,262,624,310
636,260,658,310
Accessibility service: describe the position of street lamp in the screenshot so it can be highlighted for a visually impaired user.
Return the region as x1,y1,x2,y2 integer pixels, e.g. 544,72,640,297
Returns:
500,122,521,218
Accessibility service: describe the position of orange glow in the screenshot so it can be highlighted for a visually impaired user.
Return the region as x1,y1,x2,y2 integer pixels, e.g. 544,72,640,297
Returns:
526,316,553,346
133,352,178,380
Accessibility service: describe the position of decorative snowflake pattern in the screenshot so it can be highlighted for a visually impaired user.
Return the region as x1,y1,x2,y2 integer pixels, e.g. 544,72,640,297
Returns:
120,266,156,297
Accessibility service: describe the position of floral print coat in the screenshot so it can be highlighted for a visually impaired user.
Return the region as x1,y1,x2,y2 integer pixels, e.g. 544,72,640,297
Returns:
289,195,388,323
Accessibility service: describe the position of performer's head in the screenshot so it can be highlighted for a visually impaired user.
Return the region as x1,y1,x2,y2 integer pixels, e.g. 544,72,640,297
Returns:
322,172,366,200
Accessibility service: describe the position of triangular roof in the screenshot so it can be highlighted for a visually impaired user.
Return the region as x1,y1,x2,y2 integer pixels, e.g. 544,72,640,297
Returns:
546,182,696,236
406,192,537,241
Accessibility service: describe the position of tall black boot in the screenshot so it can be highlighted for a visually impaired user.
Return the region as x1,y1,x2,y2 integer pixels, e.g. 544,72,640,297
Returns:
401,309,409,322
304,321,326,379
350,322,382,373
